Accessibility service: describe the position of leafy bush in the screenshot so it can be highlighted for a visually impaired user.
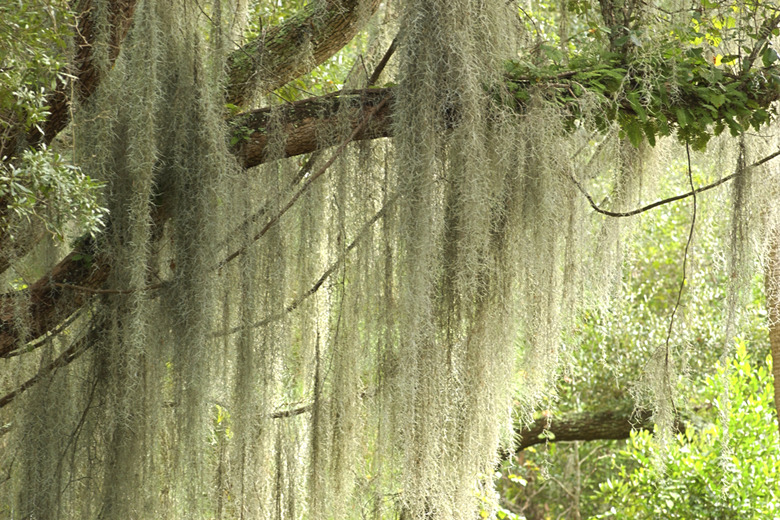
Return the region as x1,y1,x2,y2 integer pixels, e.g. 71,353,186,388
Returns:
591,343,780,519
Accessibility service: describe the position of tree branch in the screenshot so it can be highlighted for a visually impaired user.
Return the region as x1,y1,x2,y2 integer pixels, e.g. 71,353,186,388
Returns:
571,148,780,218
226,0,382,107
0,331,92,408
5,40,780,360
0,239,108,358
513,405,687,452
233,87,393,168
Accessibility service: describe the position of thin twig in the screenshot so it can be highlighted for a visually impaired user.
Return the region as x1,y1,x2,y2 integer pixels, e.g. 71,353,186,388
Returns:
0,335,91,409
663,143,697,363
51,282,164,294
4,307,84,358
657,142,697,419
571,148,780,218
217,194,398,337
367,37,397,87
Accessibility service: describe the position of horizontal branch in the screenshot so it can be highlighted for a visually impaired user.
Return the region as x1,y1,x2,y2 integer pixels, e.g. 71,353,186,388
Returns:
0,0,380,278
514,405,687,452
233,87,393,168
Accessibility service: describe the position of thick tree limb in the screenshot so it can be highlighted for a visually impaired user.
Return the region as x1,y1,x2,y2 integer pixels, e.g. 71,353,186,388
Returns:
0,0,381,278
5,32,780,360
514,406,686,452
226,0,382,107
233,87,393,168
0,239,108,358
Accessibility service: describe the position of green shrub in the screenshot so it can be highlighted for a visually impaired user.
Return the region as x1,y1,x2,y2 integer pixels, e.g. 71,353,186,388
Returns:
591,343,780,519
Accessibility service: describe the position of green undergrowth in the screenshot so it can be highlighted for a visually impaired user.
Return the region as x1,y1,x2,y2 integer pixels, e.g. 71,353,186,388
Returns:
591,343,780,519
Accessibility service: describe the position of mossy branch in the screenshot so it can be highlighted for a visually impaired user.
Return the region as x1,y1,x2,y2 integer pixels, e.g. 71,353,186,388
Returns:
225,0,382,107
503,50,780,149
511,405,689,453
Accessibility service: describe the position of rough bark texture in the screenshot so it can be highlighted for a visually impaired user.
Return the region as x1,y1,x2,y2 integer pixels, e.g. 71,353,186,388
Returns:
235,87,393,167
514,405,686,452
226,0,382,107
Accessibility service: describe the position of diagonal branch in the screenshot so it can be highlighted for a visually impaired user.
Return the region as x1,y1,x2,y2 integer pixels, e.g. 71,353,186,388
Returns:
222,97,388,267
571,149,780,218
0,239,108,358
226,0,382,107
0,331,93,409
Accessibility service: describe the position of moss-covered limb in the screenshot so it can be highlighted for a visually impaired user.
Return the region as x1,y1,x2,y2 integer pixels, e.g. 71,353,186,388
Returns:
225,0,382,108
0,331,91,408
10,0,140,152
233,87,393,167
0,1,137,278
0,237,107,358
513,405,688,452
5,51,780,355
504,52,780,149
1,0,377,278
234,56,780,165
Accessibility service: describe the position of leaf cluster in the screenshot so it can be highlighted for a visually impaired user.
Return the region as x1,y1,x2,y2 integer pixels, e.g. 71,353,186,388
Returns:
0,1,72,139
0,147,106,240
504,43,780,149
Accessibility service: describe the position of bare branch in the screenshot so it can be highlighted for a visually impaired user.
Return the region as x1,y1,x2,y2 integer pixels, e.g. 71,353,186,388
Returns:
571,149,780,218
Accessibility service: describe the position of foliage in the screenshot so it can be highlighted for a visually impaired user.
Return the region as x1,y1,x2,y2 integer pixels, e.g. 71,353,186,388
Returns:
0,0,72,140
591,344,780,519
495,154,771,519
3,1,780,519
504,45,780,150
0,147,106,239
0,1,106,241
506,0,780,149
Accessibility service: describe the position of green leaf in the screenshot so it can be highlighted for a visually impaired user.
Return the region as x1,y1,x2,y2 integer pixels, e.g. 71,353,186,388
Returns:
643,122,656,147
625,118,643,147
762,47,779,68
675,108,688,128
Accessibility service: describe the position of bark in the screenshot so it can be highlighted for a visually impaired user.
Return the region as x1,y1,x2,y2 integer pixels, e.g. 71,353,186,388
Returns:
30,0,139,148
4,0,780,365
235,87,393,168
6,61,780,351
514,405,687,452
765,225,780,436
225,0,382,108
0,238,108,358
